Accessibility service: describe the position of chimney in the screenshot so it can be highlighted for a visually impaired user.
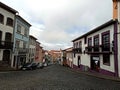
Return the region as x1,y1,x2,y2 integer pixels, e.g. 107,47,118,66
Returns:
113,0,119,19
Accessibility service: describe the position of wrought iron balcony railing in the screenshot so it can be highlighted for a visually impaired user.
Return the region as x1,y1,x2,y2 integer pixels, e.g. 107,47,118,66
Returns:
73,48,82,53
0,41,13,49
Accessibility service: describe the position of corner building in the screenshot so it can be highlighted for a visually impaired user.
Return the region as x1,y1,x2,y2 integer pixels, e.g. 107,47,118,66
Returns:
0,2,18,67
72,0,120,77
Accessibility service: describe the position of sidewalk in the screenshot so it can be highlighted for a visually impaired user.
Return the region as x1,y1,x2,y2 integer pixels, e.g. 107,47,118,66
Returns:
68,67,120,82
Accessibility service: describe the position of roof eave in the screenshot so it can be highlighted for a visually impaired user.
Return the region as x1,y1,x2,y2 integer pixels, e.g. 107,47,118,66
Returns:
0,2,18,14
72,19,118,42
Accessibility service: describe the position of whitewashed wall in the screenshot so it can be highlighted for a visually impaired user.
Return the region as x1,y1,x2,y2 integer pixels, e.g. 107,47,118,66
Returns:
73,24,115,72
118,24,120,77
0,7,15,41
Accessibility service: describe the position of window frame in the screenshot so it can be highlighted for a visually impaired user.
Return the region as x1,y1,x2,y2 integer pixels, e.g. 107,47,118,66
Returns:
0,14,4,24
101,31,110,51
103,54,110,66
0,31,2,41
24,28,28,37
94,34,99,52
23,41,27,49
6,17,13,27
88,37,92,46
17,24,21,34
15,40,20,49
88,37,92,52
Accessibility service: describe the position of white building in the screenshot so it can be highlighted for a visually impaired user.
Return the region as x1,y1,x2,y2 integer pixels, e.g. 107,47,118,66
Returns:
65,47,73,68
0,2,18,67
72,0,120,78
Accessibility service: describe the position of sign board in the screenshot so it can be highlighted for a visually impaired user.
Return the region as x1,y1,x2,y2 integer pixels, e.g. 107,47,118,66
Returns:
92,57,99,61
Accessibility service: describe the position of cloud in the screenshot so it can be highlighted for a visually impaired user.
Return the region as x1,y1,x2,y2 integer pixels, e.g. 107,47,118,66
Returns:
1,0,112,50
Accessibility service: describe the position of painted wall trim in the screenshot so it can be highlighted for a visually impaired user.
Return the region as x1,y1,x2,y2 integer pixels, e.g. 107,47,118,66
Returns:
114,21,119,77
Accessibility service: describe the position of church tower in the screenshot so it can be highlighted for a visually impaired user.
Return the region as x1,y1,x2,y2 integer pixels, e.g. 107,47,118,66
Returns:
113,0,120,19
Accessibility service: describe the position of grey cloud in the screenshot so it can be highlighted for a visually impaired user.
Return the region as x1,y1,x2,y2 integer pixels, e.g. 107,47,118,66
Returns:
1,0,112,50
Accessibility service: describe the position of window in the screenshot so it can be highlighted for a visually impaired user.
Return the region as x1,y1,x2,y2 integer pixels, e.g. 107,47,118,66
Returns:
103,54,110,66
79,41,82,53
88,37,92,52
76,42,78,48
0,31,2,45
73,43,75,48
17,24,21,33
15,40,20,48
23,41,26,49
6,17,13,26
79,41,82,48
0,31,2,41
88,37,92,46
24,28,27,36
102,31,110,51
84,36,87,44
94,35,99,51
5,32,12,42
0,14,4,24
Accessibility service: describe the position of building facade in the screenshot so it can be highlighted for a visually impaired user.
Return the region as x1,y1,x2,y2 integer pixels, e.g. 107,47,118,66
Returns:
35,41,43,63
60,50,67,66
12,15,31,69
48,50,61,63
72,19,119,77
65,47,73,68
0,2,18,67
113,0,120,77
29,35,37,63
71,0,120,78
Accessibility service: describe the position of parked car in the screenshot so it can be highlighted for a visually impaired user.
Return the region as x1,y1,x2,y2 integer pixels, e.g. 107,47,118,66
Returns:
20,62,38,70
37,62,44,69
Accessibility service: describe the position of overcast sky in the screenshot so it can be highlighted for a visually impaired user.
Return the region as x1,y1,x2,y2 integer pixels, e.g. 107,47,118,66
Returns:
1,0,112,50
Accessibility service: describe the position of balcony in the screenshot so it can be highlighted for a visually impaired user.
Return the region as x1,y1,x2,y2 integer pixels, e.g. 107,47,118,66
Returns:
14,48,28,55
85,44,113,55
85,46,93,52
0,41,13,49
73,48,82,53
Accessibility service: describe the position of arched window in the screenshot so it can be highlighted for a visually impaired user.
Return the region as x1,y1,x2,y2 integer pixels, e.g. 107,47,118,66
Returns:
5,32,12,42
0,14,4,24
6,17,13,27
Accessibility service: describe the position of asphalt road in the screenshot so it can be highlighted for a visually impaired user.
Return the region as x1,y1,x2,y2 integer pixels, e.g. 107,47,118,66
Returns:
0,64,120,90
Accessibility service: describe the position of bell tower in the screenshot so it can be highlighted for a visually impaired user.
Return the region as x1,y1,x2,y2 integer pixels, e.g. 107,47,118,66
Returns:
113,0,119,19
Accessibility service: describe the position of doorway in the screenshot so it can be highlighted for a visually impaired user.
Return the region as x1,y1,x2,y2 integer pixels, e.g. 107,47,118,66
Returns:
78,56,81,68
3,50,10,64
91,56,100,72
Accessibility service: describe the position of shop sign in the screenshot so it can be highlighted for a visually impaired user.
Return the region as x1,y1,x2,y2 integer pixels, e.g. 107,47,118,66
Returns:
92,57,99,61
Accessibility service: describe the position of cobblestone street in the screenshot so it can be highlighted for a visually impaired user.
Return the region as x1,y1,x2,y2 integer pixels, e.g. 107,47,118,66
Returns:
0,64,120,90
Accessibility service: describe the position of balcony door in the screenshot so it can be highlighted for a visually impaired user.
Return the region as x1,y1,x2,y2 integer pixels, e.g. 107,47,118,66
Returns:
5,33,12,47
102,31,110,51
5,32,12,42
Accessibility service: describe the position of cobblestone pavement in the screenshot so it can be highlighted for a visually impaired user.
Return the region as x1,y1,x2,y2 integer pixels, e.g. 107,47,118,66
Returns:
0,64,120,90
